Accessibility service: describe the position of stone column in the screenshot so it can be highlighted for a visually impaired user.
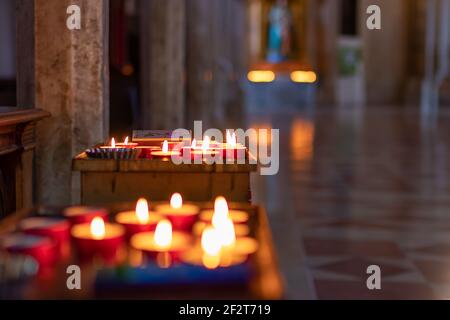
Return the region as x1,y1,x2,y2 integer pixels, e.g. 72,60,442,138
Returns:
361,0,408,105
186,0,246,130
140,0,185,130
35,0,109,205
312,0,339,105
185,0,213,129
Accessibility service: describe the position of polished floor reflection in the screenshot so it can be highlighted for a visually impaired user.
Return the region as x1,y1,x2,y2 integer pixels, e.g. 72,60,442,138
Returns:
249,106,450,299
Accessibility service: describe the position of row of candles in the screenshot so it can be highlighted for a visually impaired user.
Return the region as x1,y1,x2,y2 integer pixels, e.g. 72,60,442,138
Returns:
1,195,257,271
100,130,247,160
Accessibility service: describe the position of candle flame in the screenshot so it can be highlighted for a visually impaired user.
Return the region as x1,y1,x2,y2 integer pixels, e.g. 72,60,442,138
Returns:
154,219,172,249
124,136,129,145
90,217,106,240
162,140,169,153
170,193,183,209
216,218,236,248
202,136,210,151
226,131,237,147
201,226,221,256
111,137,116,148
212,196,229,228
135,198,150,224
226,130,232,143
191,138,196,149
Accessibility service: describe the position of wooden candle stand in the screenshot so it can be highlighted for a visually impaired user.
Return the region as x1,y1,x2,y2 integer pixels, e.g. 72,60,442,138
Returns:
73,151,257,205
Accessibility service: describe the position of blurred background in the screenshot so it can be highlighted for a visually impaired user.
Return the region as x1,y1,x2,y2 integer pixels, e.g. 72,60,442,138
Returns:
1,0,450,299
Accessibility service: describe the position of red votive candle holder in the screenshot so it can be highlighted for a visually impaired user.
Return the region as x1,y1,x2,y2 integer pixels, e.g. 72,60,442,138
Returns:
115,143,138,149
2,233,57,269
214,144,247,161
130,219,192,263
151,140,181,159
63,206,109,225
212,131,247,161
19,217,71,259
199,208,249,225
137,146,160,159
154,193,200,230
181,147,220,163
19,217,70,245
115,198,163,238
182,137,221,163
193,221,250,238
200,196,250,225
166,141,186,151
71,217,125,262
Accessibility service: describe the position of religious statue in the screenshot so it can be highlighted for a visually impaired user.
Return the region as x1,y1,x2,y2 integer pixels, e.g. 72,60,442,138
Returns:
266,0,292,63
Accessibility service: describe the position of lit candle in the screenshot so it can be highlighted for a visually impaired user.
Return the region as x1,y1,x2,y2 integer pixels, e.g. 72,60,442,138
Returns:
180,226,247,269
216,217,236,249
200,198,258,257
200,226,222,269
115,136,138,148
199,196,249,225
182,136,219,162
208,201,258,257
130,219,192,261
154,193,200,230
216,217,258,257
166,140,186,151
192,221,249,237
100,137,117,150
63,206,109,225
71,217,125,261
87,137,139,159
115,198,163,237
213,214,258,258
151,140,181,159
214,130,246,160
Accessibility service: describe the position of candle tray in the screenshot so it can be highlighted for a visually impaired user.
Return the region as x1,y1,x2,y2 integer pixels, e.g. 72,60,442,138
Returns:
0,202,283,299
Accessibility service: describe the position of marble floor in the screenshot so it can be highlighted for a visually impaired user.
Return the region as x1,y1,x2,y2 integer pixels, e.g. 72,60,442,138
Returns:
249,105,450,299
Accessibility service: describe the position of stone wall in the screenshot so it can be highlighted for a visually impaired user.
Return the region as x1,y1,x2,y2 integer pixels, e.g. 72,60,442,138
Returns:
35,0,109,205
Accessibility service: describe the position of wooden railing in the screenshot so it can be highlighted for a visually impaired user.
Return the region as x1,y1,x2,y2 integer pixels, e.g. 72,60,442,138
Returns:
0,107,49,219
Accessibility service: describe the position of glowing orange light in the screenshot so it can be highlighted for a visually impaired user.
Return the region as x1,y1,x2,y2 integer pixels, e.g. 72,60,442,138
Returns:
290,71,317,83
154,219,172,249
201,226,221,256
162,140,169,153
202,136,210,151
170,193,183,209
124,136,129,145
217,218,236,249
111,137,116,148
291,119,315,163
135,198,150,224
247,70,275,83
226,131,237,147
90,217,105,240
212,196,229,228
226,130,231,142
